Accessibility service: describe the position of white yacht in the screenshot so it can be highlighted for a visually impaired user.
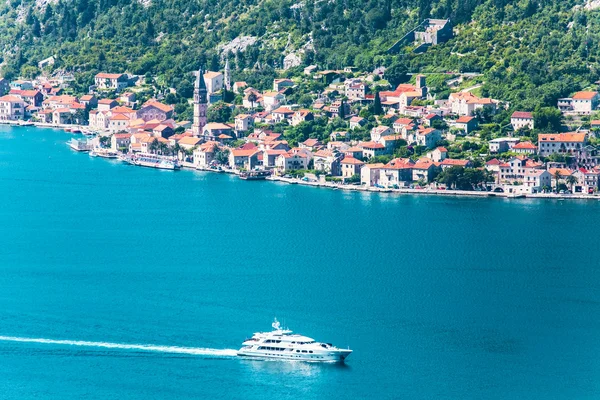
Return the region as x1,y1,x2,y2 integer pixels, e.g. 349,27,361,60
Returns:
237,319,352,363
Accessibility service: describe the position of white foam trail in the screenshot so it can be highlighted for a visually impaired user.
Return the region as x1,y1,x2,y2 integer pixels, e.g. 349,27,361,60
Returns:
0,335,238,357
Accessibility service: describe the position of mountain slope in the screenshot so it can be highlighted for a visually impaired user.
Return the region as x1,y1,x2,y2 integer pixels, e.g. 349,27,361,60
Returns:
1,0,599,111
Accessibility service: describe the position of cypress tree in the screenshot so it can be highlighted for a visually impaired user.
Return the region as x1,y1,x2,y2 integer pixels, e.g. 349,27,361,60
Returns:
373,91,383,115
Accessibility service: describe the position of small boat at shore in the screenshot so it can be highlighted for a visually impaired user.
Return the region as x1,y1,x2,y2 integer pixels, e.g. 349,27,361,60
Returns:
91,148,118,159
68,138,92,152
239,170,271,180
120,153,180,170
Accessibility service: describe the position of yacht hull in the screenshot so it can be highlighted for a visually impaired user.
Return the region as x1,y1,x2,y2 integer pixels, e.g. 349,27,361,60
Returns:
237,349,351,363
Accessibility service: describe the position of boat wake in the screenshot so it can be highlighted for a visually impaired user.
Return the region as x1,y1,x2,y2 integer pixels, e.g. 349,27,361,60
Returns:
0,335,238,357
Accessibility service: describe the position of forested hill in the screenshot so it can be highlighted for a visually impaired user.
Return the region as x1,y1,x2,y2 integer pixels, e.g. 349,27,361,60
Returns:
1,0,599,109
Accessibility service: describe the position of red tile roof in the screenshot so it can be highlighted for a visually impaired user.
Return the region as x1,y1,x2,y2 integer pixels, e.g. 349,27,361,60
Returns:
572,91,598,100
456,116,475,123
341,157,365,165
512,141,536,149
539,133,586,143
511,111,533,119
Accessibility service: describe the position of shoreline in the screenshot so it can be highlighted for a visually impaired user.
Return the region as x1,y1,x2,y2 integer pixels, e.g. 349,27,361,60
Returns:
185,165,599,201
7,122,599,201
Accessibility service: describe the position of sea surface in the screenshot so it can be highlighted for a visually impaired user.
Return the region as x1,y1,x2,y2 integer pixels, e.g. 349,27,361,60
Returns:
1,126,600,399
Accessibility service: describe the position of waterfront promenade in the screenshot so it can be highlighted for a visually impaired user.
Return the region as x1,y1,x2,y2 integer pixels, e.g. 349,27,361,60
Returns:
4,122,597,201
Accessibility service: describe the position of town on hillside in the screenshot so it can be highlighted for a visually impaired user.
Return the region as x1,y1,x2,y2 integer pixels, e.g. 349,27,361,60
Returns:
1,65,599,195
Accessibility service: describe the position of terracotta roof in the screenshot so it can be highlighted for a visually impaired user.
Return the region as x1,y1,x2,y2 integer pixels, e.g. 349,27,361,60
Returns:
456,116,475,123
419,128,437,136
548,168,573,176
178,137,202,146
153,124,172,132
360,142,385,149
46,95,78,104
0,95,23,103
98,99,117,104
264,149,288,156
111,106,135,114
204,122,232,130
572,91,598,100
512,141,536,149
384,158,414,170
511,111,533,119
341,157,365,165
109,114,130,121
231,149,258,157
414,158,435,169
394,118,413,126
441,159,469,166
436,146,448,152
272,107,294,114
142,100,173,113
14,89,41,97
96,73,125,79
314,149,335,158
302,138,320,146
486,158,501,165
364,163,386,168
539,133,586,143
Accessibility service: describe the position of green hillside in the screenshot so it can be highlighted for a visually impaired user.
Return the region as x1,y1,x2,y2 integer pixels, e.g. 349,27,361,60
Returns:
1,0,599,110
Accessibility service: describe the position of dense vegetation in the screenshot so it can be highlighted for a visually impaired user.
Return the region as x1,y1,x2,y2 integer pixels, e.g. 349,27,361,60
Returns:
1,0,600,112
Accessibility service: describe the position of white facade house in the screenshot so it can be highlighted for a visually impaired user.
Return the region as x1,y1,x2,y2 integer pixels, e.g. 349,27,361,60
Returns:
0,95,24,120
538,133,587,157
511,111,534,131
571,91,599,114
235,114,252,133
95,73,129,91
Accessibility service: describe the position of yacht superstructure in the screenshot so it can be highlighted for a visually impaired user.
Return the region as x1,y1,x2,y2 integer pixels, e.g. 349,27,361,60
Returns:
237,319,352,363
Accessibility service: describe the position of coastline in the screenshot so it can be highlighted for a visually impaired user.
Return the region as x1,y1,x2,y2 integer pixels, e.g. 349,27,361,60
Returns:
185,163,600,201
6,122,597,201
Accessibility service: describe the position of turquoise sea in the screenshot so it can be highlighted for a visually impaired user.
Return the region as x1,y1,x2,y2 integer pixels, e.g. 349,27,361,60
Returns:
1,126,600,399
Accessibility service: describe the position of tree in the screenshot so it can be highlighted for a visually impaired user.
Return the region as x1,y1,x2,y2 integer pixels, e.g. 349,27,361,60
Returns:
247,92,258,110
149,138,159,154
214,145,230,165
534,107,562,132
566,175,578,192
373,91,383,115
418,0,431,21
553,170,562,192
437,166,487,190
384,61,409,87
32,17,41,37
338,99,346,119
99,136,111,148
207,102,232,123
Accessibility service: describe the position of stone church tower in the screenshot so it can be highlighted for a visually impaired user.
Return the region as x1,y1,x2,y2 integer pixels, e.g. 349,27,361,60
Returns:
224,59,231,91
192,67,208,138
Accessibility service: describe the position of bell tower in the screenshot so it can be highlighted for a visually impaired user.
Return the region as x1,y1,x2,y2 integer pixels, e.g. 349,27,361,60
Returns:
193,67,208,138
